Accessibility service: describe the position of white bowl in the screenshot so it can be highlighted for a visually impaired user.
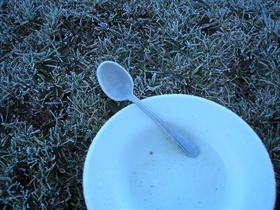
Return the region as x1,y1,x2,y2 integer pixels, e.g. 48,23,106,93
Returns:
83,94,276,210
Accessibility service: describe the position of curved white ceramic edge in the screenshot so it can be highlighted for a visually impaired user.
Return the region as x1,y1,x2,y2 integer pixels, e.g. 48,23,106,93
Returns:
83,94,276,210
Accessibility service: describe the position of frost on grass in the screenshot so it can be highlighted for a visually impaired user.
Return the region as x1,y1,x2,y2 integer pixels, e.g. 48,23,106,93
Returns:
0,0,280,209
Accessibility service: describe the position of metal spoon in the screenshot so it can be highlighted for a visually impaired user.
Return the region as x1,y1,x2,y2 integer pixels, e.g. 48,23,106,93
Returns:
96,61,199,157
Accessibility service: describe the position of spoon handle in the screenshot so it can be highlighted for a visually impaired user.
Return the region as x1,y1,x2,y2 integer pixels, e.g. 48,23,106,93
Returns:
129,95,199,157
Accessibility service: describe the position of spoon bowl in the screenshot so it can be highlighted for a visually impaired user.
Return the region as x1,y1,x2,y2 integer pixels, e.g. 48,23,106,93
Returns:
97,61,134,101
